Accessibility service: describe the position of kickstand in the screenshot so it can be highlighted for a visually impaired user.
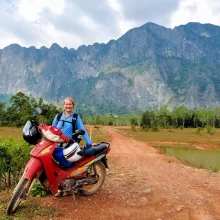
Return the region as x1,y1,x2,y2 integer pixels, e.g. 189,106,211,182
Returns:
72,192,77,205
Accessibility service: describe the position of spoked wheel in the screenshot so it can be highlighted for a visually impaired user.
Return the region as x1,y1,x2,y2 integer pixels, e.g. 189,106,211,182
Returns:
6,177,34,215
79,161,106,196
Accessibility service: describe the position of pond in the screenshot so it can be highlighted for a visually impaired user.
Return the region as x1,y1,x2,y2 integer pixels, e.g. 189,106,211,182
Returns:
157,146,220,172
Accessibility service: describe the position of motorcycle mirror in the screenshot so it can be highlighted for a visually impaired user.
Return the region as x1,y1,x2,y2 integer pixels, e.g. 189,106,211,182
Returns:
34,107,43,115
74,129,85,136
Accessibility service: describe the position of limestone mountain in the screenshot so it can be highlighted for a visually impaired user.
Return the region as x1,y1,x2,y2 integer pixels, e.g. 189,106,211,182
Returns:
0,22,220,114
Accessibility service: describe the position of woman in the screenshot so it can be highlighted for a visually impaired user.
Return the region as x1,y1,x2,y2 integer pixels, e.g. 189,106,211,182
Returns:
52,97,92,146
52,97,92,197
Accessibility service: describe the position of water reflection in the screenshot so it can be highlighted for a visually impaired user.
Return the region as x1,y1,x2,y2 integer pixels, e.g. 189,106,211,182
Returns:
157,146,220,172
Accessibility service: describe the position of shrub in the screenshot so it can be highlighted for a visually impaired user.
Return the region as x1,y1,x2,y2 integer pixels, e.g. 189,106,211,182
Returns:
195,127,203,135
131,125,136,131
206,126,215,135
150,126,159,132
0,137,30,189
31,181,51,197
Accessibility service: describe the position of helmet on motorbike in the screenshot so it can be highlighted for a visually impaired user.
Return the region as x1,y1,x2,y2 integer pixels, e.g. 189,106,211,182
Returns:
52,147,73,168
23,120,42,145
63,142,82,162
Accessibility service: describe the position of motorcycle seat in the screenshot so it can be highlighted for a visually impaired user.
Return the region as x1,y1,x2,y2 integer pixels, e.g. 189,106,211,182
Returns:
79,143,107,157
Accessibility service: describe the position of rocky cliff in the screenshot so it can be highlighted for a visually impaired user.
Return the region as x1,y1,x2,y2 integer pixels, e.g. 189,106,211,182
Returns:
0,22,220,114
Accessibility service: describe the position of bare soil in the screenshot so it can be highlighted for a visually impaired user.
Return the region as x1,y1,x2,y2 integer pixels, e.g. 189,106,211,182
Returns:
36,126,220,219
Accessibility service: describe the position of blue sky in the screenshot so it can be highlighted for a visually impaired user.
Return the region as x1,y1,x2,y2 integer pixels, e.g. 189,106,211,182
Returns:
0,0,220,49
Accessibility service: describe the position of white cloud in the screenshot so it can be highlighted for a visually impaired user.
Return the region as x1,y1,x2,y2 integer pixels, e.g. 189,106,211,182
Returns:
170,0,220,27
17,0,65,21
108,0,139,37
0,0,220,49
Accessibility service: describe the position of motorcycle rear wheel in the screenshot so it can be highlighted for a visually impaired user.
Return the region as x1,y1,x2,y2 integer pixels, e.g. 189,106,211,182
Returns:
6,177,34,215
79,161,106,196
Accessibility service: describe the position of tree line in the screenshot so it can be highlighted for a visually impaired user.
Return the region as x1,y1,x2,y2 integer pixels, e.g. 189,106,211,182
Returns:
140,105,220,130
0,92,220,129
83,105,220,130
0,92,141,127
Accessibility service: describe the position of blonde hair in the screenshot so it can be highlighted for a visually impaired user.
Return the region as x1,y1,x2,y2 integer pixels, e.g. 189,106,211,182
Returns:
63,97,75,108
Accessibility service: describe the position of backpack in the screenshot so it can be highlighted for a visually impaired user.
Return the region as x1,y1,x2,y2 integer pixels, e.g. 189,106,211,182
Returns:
56,112,78,138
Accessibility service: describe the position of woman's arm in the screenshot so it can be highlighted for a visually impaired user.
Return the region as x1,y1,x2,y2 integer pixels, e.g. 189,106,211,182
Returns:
52,114,58,126
76,115,92,145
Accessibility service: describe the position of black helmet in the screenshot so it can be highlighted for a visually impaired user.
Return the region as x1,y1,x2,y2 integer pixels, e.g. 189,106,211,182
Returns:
23,120,42,145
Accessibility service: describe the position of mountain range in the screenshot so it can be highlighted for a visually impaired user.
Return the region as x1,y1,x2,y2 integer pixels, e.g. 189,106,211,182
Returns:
0,22,220,114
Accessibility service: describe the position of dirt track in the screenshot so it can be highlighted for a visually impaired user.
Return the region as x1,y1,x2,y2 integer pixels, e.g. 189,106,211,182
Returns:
40,126,220,220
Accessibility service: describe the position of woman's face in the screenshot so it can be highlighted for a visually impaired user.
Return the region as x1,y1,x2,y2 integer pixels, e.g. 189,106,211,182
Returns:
64,99,74,113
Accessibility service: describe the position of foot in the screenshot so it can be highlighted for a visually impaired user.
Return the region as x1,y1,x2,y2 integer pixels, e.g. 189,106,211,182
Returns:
55,190,63,197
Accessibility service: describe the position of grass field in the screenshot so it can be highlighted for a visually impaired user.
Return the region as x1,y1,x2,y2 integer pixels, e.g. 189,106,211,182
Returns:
116,126,220,149
0,127,23,141
0,190,62,219
0,125,111,143
1,126,220,148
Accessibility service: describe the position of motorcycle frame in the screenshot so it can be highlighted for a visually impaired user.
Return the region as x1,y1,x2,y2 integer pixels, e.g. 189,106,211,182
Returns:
23,139,109,194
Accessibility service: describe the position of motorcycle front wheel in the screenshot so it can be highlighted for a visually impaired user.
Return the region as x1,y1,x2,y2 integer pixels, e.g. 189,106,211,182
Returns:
79,161,106,196
6,176,34,215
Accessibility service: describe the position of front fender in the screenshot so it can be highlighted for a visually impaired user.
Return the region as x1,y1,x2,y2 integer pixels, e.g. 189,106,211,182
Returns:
24,157,43,179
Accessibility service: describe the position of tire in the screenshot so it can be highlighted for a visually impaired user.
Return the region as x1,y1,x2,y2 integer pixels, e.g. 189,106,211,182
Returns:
13,171,25,194
6,177,34,215
79,161,106,196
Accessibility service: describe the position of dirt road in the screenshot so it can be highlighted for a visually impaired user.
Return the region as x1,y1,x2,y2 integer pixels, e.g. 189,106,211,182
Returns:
40,126,220,220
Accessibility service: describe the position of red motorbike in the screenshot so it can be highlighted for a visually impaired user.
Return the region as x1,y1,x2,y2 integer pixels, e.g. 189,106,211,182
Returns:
6,120,110,215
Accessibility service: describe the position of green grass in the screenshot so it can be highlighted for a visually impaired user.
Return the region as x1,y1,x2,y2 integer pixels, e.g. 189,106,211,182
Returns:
0,126,111,144
79,125,112,146
0,127,23,141
0,190,62,219
88,125,112,143
116,127,220,148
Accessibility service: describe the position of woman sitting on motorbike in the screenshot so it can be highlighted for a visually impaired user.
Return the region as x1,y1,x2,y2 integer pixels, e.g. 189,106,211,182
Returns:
52,97,92,196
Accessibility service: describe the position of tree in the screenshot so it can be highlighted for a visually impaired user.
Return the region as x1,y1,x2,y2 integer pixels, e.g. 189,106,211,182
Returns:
195,109,208,127
213,107,220,127
7,92,32,126
171,107,181,128
140,110,159,129
130,117,138,126
158,105,170,128
174,106,193,127
1,93,59,126
0,102,5,125
140,111,151,129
